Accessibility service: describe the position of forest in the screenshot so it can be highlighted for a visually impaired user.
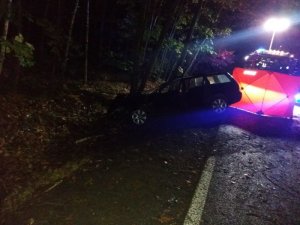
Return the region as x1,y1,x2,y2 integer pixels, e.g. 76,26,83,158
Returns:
0,0,298,92
0,0,300,224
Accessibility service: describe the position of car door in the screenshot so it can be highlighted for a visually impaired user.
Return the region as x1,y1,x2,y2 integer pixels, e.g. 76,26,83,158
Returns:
184,76,206,108
204,74,233,98
155,79,185,113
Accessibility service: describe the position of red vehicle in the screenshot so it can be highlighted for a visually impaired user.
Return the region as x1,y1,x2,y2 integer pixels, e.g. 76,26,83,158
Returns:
232,49,300,118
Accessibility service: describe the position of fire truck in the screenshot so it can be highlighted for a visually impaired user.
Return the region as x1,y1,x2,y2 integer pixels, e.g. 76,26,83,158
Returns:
232,49,300,118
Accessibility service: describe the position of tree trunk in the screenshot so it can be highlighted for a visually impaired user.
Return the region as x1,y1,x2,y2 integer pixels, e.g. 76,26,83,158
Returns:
130,0,149,95
38,0,50,61
141,0,155,63
136,0,185,93
61,0,80,78
163,4,185,81
13,0,23,89
84,0,90,85
56,0,63,31
105,1,117,62
170,1,205,80
141,0,166,62
96,0,108,67
0,0,13,77
182,39,206,77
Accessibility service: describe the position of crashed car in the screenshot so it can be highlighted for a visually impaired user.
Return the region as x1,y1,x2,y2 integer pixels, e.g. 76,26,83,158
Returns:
110,73,242,125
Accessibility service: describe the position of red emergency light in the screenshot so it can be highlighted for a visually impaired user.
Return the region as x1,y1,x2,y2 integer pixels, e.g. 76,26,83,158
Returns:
243,70,257,76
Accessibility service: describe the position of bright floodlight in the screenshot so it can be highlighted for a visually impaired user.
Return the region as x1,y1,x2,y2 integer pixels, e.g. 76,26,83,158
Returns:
264,18,291,32
263,18,291,50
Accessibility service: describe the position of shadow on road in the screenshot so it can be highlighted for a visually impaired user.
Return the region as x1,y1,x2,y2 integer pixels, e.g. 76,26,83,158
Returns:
91,107,298,151
224,108,299,139
143,107,300,139
117,107,300,140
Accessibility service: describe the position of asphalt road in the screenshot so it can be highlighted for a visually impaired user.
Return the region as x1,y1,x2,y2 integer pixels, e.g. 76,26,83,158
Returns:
8,108,300,225
201,113,300,225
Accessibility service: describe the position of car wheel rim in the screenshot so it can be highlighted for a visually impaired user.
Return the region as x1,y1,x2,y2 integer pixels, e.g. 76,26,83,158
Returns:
131,109,147,125
212,98,227,113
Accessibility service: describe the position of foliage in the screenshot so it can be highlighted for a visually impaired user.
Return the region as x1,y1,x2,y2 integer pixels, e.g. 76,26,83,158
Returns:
1,34,35,67
164,38,184,55
197,39,215,54
209,50,235,69
1,0,299,81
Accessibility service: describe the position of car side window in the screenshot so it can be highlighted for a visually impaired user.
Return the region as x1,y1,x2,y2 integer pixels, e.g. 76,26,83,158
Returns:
185,77,204,91
194,77,204,87
207,74,231,84
160,80,182,93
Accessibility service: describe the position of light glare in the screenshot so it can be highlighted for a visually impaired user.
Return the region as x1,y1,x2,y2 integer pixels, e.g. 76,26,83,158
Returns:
256,48,265,53
295,93,300,103
264,18,291,32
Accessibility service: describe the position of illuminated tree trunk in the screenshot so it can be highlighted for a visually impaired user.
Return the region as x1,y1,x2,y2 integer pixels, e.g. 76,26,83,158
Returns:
135,0,184,93
171,0,206,79
61,0,80,78
183,39,206,77
0,0,13,76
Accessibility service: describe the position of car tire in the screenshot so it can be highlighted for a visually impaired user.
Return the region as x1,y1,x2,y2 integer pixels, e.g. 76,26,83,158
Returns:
210,95,228,114
131,108,148,125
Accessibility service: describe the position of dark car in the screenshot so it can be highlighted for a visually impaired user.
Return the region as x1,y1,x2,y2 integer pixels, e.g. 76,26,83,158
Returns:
110,73,242,125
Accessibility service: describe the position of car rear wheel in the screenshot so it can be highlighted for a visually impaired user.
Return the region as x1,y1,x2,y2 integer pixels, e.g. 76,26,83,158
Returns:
131,109,147,125
210,96,228,113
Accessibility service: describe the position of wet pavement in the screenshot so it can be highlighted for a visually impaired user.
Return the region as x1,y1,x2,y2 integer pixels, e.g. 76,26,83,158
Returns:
202,128,300,225
7,108,300,225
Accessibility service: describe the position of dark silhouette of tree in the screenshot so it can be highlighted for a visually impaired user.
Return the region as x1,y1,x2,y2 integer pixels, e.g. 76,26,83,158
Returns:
84,0,90,84
0,0,12,76
0,0,299,88
61,0,80,78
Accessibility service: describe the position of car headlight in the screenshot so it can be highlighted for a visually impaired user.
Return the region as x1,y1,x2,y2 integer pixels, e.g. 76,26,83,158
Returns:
295,93,300,104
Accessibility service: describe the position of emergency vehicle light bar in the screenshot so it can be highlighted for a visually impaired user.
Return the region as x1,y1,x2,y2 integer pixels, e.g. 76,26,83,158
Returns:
243,70,257,76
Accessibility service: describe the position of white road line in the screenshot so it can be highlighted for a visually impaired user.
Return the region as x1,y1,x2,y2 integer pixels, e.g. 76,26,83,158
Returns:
183,156,216,225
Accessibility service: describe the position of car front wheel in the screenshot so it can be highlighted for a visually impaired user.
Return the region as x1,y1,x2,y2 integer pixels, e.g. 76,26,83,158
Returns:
210,96,228,113
131,109,147,125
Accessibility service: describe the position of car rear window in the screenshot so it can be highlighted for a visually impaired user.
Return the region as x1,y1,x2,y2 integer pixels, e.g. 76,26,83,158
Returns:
207,74,231,84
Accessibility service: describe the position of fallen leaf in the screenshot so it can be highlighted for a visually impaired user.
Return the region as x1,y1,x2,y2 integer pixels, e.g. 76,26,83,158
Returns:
158,214,175,224
27,218,34,225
